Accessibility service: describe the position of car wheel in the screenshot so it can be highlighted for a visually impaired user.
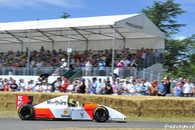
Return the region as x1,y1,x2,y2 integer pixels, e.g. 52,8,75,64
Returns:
93,106,109,122
18,104,35,120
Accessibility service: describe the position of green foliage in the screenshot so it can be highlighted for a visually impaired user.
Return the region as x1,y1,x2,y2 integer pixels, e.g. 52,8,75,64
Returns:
61,12,71,19
141,0,186,38
140,0,195,80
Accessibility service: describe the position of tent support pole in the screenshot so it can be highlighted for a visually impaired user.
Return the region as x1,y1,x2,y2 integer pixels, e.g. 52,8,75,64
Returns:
111,25,116,77
67,27,71,70
86,40,89,50
27,29,31,75
52,41,54,51
123,39,126,49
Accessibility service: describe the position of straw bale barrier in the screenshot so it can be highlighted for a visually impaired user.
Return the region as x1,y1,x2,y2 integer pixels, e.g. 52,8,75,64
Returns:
0,92,195,117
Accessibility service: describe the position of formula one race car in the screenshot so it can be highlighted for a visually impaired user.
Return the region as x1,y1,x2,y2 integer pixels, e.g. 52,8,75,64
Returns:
16,95,126,122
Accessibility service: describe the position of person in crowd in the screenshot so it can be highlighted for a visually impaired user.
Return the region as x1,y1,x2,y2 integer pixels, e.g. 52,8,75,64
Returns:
98,59,106,76
143,78,154,96
85,60,92,76
158,80,167,96
71,78,80,93
54,77,61,92
60,77,68,92
164,77,172,96
105,81,113,94
9,80,18,92
182,78,193,97
78,78,86,94
3,82,9,92
115,77,122,95
173,81,183,97
111,78,118,95
66,81,74,93
85,79,91,94
26,80,35,92
150,80,158,96
113,67,119,78
130,59,138,68
117,60,125,79
35,81,42,92
122,77,136,96
18,78,26,92
137,79,148,96
41,80,51,92
60,58,67,68
131,79,138,95
89,77,97,94
0,78,4,91
96,78,105,94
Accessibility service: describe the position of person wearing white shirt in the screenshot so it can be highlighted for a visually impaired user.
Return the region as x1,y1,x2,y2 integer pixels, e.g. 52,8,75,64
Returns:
18,79,26,92
183,79,193,97
96,78,105,94
25,80,35,92
122,78,133,95
143,78,154,95
66,81,74,93
35,82,43,92
41,80,51,92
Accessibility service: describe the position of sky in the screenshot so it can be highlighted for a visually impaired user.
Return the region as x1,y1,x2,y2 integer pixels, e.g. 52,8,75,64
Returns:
0,0,194,40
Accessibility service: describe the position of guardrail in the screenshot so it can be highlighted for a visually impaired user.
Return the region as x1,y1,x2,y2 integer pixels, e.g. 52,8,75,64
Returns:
0,66,163,81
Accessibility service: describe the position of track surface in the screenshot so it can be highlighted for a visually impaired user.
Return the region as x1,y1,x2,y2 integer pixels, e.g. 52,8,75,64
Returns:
1,118,195,130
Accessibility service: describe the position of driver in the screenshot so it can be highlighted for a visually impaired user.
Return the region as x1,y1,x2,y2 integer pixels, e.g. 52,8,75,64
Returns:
68,98,76,107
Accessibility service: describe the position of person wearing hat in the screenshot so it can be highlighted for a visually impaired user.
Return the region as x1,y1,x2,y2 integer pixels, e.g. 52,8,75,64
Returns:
42,80,51,92
122,77,136,96
35,81,42,92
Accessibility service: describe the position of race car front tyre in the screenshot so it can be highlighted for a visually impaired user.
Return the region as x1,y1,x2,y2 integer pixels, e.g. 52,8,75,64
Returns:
93,106,109,122
18,104,35,120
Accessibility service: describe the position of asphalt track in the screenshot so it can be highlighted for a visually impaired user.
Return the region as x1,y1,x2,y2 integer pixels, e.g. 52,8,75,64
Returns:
1,118,195,130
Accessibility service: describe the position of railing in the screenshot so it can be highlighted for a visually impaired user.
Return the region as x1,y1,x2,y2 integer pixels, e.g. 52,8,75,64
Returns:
0,67,57,76
0,66,163,82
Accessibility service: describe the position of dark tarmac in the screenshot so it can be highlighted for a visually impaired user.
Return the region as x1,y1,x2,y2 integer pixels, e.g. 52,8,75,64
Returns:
1,118,194,130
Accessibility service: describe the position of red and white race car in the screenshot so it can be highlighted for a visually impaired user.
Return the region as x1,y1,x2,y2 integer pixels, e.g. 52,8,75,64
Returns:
16,95,126,122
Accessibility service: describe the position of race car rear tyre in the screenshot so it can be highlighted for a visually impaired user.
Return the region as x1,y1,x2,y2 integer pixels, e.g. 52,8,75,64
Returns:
18,104,35,120
93,106,109,122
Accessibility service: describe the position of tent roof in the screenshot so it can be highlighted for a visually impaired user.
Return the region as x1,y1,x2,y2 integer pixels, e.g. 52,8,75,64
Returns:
0,13,165,47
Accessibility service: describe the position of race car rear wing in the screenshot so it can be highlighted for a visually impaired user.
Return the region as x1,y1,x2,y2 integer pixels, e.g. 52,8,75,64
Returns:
16,95,33,110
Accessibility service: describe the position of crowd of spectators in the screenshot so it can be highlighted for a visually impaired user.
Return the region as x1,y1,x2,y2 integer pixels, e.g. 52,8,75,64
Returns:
0,46,162,76
0,75,194,98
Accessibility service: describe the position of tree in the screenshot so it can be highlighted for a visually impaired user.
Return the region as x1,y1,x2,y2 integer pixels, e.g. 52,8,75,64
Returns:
141,0,186,38
61,12,71,19
141,0,190,78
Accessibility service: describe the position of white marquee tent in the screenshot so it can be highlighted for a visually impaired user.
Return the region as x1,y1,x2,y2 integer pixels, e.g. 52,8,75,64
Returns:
0,13,165,72
0,13,165,52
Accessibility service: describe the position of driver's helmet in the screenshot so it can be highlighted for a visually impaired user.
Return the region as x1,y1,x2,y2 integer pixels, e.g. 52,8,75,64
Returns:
68,98,76,107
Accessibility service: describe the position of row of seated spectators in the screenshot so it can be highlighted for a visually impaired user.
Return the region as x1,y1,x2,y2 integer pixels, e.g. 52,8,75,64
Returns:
0,46,163,72
0,76,194,97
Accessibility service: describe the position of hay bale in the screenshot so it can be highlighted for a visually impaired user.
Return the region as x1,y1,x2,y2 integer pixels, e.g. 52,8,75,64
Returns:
1,92,195,118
